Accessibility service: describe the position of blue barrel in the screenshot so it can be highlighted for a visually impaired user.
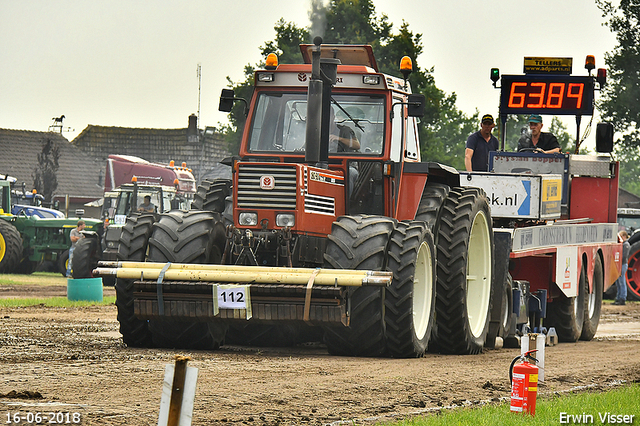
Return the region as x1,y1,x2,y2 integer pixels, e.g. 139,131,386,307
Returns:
67,278,103,302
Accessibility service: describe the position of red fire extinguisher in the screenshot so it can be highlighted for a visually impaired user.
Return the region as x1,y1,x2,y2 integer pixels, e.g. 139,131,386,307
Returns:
510,349,539,415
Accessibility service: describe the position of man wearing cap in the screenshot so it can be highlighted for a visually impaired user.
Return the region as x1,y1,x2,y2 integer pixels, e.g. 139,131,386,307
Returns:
465,114,499,172
517,114,561,154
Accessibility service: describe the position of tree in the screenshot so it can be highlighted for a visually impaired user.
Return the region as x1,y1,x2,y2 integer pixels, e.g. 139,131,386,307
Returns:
322,3,475,165
616,145,640,195
597,0,640,195
596,0,640,147
323,0,391,47
260,19,310,64
33,137,60,203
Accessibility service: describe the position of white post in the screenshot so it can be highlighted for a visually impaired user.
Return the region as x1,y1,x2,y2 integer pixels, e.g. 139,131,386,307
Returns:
158,356,198,426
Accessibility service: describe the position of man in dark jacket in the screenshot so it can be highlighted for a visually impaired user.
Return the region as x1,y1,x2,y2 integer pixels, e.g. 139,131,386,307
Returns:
517,114,560,154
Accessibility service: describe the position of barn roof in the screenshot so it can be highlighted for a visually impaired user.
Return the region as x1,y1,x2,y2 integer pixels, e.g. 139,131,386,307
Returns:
0,128,104,201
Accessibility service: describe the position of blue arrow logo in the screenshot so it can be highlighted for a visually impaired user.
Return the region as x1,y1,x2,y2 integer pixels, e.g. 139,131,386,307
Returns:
517,180,531,215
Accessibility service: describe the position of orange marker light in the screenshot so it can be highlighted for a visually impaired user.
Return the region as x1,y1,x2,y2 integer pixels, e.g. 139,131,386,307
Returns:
585,55,596,71
400,56,413,81
400,56,412,73
131,176,138,182
266,53,278,70
170,160,175,167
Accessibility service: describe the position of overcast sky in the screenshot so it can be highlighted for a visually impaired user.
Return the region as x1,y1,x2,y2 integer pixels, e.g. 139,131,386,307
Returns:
0,0,617,149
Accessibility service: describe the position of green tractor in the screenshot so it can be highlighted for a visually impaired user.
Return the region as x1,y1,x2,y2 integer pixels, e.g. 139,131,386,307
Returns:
0,178,103,275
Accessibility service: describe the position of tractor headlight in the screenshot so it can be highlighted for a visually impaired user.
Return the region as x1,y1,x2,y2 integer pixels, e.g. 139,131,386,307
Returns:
276,213,295,228
363,75,380,85
238,212,258,226
107,241,117,249
257,73,275,82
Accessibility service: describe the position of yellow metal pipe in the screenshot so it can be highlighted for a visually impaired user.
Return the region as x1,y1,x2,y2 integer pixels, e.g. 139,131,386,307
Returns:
98,261,374,276
93,265,391,287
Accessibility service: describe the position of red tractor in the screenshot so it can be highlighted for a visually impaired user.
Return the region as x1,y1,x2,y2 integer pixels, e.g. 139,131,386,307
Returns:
104,38,494,357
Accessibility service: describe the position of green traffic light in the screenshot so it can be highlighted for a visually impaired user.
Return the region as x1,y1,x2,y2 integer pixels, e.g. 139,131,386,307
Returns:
490,68,500,83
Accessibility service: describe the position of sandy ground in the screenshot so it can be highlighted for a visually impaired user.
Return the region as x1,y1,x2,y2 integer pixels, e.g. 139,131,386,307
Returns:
0,285,639,425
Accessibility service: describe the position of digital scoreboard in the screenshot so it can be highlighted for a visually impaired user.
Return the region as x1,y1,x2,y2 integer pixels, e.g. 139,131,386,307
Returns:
500,74,595,116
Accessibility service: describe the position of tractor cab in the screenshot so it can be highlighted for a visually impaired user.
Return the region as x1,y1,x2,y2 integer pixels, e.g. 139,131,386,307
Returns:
220,40,430,242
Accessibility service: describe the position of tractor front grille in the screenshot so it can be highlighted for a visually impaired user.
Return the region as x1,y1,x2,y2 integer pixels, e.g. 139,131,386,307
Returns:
237,164,297,210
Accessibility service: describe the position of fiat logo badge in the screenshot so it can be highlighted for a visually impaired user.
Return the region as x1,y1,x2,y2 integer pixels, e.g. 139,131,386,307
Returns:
260,175,275,190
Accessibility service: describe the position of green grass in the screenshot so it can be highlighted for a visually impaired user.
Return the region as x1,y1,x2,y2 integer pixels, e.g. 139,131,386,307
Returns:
0,296,115,307
0,272,67,286
0,272,114,306
391,383,639,426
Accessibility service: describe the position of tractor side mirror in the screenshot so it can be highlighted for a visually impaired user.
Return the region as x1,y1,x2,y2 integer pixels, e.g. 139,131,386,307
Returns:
595,122,614,153
219,89,235,112
407,94,425,118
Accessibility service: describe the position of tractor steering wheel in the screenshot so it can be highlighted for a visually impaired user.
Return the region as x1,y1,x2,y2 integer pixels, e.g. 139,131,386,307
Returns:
518,147,543,153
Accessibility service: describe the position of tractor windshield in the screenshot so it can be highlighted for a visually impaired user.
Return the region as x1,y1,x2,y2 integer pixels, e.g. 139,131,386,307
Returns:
247,92,385,155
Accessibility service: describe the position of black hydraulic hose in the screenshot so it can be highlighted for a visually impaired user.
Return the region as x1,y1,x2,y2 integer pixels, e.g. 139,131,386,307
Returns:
509,354,521,385
509,350,539,384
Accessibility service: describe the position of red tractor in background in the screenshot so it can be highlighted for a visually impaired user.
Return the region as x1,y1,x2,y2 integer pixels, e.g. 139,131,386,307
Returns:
71,156,196,283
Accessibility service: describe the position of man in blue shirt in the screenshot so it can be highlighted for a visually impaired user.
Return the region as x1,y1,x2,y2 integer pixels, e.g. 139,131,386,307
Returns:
465,114,499,172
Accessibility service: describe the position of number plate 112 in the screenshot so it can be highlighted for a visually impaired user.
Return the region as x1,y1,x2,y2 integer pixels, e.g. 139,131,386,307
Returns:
216,285,252,319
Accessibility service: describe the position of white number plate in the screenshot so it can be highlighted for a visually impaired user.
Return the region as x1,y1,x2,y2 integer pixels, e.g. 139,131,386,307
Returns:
216,285,252,320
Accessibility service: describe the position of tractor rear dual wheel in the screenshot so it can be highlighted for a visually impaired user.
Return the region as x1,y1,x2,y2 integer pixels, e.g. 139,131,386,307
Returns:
146,210,227,350
429,187,494,355
0,220,22,273
192,179,231,213
414,183,450,232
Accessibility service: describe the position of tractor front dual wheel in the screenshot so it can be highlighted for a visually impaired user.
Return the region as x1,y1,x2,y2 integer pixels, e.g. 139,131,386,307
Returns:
146,210,227,350
323,216,437,358
115,214,156,348
385,221,436,358
323,215,395,357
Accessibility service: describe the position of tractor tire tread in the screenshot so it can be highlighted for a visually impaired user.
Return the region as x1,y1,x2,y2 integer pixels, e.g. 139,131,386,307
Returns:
322,215,395,357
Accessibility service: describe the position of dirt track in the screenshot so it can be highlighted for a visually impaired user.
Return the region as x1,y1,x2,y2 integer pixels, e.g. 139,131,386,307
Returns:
0,285,639,425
